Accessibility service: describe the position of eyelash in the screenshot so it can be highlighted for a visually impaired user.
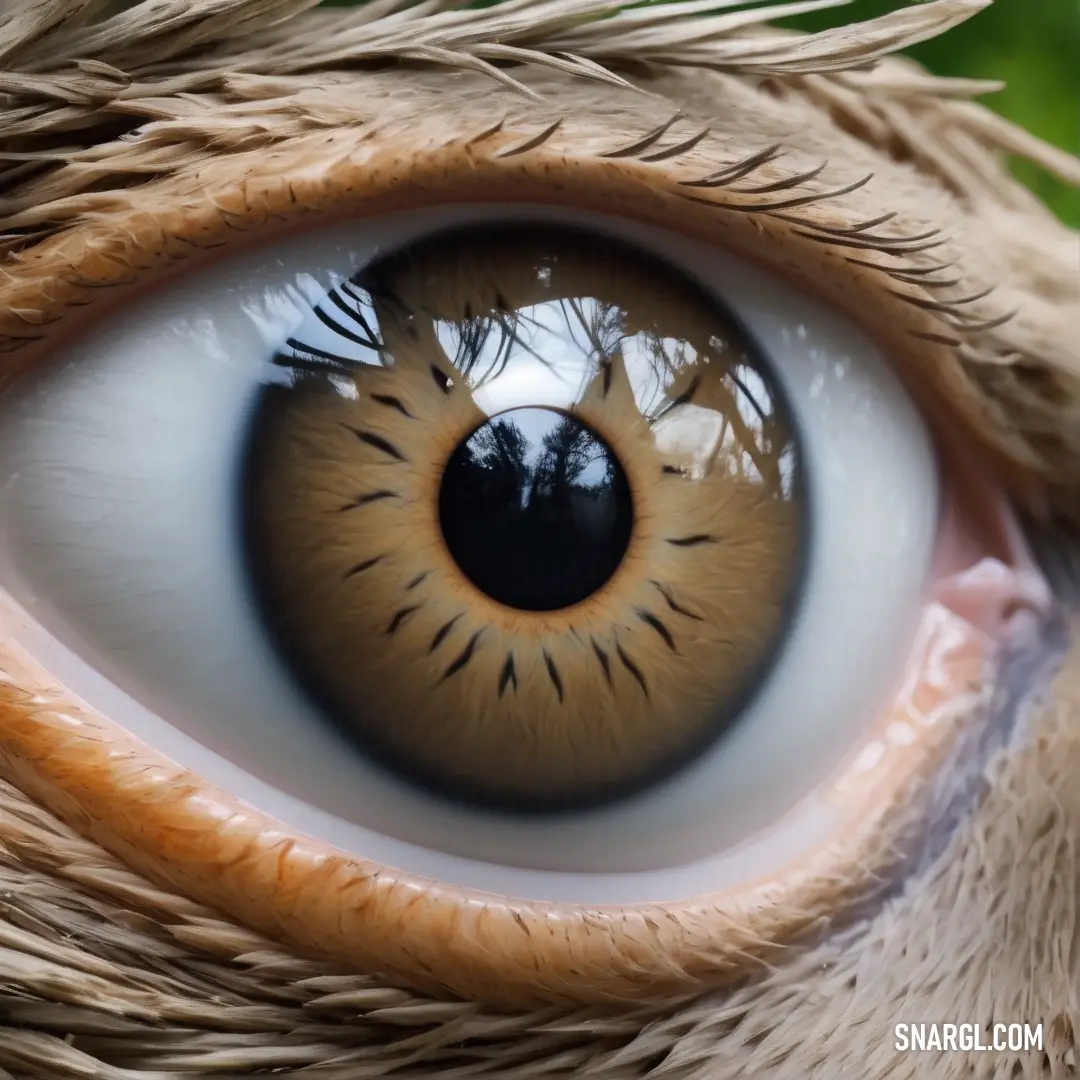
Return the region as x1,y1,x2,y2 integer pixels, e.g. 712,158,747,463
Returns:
0,121,987,369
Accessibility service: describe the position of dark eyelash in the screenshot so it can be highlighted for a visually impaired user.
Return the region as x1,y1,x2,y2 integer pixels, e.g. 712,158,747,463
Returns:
312,306,382,353
272,337,358,373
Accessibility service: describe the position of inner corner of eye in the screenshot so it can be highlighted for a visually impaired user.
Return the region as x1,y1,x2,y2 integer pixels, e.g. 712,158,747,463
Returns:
0,208,948,877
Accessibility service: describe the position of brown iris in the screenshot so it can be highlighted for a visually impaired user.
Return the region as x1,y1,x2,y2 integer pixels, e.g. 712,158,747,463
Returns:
241,224,806,813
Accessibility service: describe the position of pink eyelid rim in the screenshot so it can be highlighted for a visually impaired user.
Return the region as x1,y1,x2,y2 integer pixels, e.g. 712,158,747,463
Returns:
826,481,1050,807
0,456,1053,1005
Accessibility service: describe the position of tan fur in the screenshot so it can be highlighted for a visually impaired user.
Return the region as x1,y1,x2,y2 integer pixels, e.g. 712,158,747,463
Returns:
0,0,1078,1075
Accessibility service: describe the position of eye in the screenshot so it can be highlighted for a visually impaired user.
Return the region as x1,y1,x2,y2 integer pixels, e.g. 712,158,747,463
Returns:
0,77,1062,1005
1,200,940,863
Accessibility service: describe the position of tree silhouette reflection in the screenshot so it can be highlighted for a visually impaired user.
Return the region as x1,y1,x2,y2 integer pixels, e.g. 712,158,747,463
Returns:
439,409,632,611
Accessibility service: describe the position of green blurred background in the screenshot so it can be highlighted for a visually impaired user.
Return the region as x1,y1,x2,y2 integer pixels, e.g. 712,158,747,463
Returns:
779,0,1079,226
320,0,1080,226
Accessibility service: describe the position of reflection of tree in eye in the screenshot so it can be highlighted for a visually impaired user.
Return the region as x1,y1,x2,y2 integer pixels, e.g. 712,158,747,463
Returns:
458,414,609,513
462,417,531,508
445,410,628,611
712,362,803,497
536,414,605,493
629,327,796,497
561,297,626,376
637,329,697,421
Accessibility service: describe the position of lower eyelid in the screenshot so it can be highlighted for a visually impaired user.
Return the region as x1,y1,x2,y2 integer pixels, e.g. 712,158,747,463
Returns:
0,455,1053,1007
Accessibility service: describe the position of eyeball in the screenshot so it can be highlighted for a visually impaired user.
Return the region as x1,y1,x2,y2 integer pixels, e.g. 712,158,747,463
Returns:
0,204,938,901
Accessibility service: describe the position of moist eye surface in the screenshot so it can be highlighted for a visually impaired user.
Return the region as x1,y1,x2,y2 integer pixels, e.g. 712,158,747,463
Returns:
240,223,806,814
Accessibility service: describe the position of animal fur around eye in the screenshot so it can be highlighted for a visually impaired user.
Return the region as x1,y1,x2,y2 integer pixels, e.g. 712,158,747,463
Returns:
0,1,1078,1078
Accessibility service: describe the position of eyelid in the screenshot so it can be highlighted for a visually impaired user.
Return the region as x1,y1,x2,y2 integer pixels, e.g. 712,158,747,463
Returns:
0,259,1056,1004
0,99,1059,518
0,94,1068,1006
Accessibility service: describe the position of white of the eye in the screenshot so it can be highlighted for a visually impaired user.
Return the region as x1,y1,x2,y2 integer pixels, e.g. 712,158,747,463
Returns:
0,205,937,903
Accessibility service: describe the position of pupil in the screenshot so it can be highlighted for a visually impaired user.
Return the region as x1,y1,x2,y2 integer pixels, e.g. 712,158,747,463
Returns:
236,221,805,815
438,407,633,611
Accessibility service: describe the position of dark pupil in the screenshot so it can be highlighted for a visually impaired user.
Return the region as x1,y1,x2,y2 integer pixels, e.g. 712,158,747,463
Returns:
438,407,633,611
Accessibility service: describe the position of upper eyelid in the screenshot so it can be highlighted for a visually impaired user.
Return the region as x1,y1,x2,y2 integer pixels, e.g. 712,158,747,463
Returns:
0,82,1072,527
